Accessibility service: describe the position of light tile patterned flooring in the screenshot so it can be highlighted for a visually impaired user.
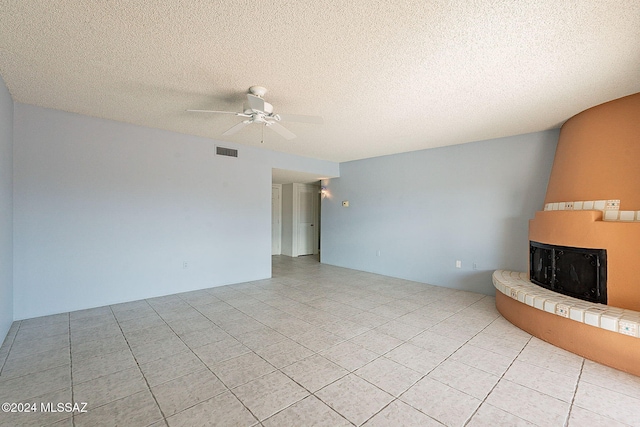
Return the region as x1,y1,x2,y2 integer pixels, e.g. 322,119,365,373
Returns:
1,255,640,426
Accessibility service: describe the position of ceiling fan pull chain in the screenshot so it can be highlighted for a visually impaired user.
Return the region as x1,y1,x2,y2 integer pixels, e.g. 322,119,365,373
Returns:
261,122,265,144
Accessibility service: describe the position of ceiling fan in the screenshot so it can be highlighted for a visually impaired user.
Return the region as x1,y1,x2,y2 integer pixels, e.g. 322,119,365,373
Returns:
187,86,323,141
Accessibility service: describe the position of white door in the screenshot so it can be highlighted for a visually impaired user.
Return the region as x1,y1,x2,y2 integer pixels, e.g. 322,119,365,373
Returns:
296,185,317,256
271,185,281,255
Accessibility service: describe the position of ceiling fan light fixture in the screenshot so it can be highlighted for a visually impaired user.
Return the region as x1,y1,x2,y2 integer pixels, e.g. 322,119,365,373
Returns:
248,86,268,98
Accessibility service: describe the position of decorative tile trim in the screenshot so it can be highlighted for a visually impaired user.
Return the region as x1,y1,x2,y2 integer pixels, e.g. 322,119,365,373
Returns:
602,210,640,222
493,270,640,339
544,199,619,212
543,200,640,222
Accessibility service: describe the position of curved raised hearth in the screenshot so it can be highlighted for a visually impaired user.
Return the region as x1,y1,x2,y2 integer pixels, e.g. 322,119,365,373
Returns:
494,270,640,376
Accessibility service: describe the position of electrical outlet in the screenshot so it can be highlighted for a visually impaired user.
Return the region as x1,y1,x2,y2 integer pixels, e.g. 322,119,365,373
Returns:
472,262,478,270
183,261,188,269
455,260,461,268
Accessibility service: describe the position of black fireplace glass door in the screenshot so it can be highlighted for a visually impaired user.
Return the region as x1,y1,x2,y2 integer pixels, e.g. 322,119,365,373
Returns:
554,249,606,302
530,245,553,288
529,241,607,304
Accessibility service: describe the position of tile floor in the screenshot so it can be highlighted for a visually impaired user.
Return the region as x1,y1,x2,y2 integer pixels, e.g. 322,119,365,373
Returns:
1,255,640,426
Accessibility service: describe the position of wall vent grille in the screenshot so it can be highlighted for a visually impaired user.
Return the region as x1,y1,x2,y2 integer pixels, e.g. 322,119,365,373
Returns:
216,146,238,158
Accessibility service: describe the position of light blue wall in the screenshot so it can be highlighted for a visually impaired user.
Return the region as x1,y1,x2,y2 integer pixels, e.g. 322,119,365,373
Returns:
0,76,13,339
321,130,559,295
13,103,338,319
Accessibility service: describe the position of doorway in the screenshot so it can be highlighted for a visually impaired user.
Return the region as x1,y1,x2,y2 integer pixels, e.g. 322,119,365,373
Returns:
272,184,282,255
295,183,318,256
271,181,320,259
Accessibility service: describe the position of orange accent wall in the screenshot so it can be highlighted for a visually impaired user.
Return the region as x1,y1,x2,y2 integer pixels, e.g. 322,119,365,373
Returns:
544,92,640,209
529,92,640,311
503,94,640,374
496,292,640,377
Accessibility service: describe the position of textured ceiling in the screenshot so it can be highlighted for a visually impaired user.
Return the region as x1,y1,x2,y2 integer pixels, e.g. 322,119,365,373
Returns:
1,1,639,162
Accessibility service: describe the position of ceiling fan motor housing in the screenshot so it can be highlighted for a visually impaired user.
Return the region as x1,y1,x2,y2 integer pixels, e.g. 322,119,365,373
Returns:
244,101,273,115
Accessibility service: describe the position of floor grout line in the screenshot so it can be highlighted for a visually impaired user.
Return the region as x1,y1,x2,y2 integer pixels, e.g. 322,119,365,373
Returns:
151,302,252,424
460,333,534,426
563,358,585,427
110,304,170,427
0,320,22,376
66,313,77,427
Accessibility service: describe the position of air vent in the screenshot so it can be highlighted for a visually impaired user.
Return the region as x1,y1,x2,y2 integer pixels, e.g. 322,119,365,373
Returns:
216,146,238,158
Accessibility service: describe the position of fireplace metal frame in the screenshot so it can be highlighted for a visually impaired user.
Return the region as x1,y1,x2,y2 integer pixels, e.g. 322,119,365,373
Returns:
529,241,607,304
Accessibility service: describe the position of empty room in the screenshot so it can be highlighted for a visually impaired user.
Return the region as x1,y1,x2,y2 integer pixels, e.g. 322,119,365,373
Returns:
1,1,640,426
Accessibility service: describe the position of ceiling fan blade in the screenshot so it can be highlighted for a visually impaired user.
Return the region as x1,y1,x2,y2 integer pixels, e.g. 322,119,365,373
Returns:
186,109,238,114
268,122,296,140
246,94,265,112
277,113,324,125
187,110,252,120
222,120,251,136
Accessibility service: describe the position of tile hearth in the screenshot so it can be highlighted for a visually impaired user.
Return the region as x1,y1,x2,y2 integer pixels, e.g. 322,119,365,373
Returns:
1,256,640,426
493,270,640,338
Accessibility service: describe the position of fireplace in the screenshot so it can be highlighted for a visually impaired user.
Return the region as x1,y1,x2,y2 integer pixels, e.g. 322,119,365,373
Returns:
529,241,607,304
494,93,640,377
